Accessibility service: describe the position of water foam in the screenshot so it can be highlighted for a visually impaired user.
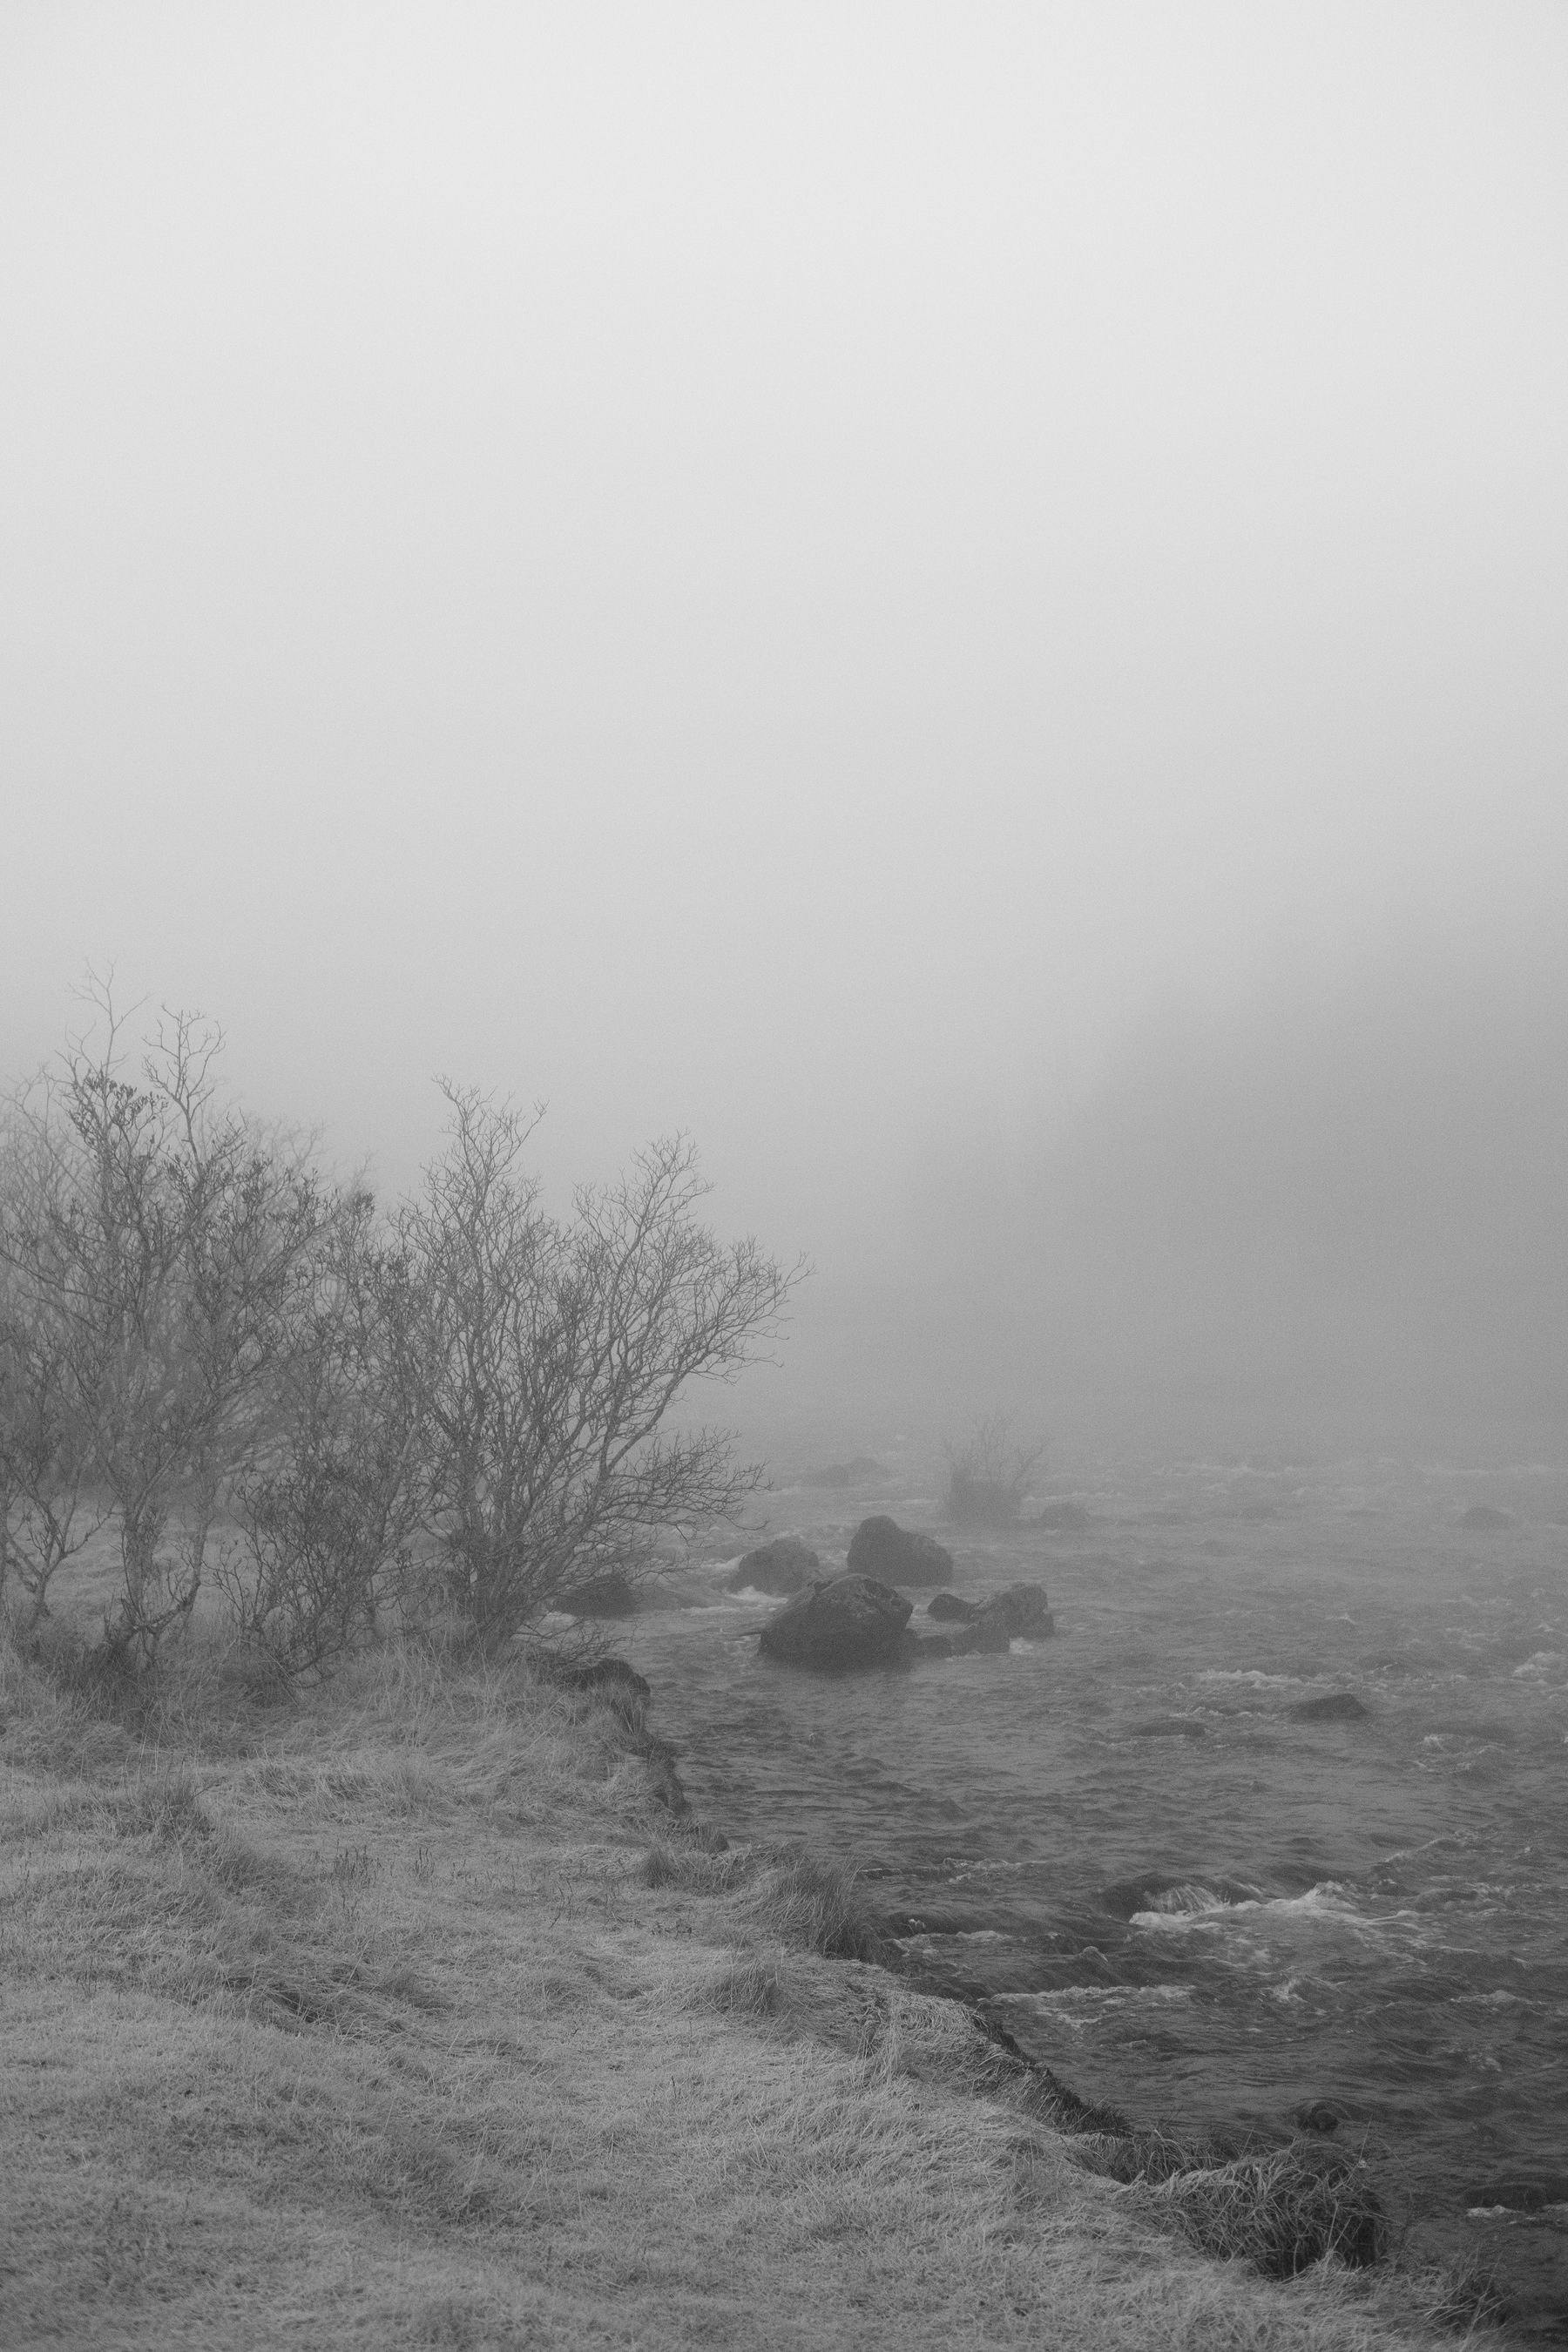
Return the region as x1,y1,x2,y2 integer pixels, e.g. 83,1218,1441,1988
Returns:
1008,1984,1193,2031
1197,1669,1305,1689
1130,1881,1356,1931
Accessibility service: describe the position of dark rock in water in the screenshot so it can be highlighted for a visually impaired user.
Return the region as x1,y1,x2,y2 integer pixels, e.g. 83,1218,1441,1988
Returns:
1290,1692,1369,1723
847,1515,954,1588
759,1573,914,1670
1461,1504,1515,1531
564,1570,639,1618
983,1583,1054,1638
799,1456,886,1489
1098,1871,1265,1921
908,1630,962,1660
724,1535,821,1596
1128,1716,1208,1740
1034,1501,1092,1532
1294,2101,1344,2134
922,1582,1055,1652
761,1573,1057,1669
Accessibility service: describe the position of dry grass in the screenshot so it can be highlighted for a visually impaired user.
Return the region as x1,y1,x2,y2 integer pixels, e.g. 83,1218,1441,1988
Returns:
0,1627,1477,2351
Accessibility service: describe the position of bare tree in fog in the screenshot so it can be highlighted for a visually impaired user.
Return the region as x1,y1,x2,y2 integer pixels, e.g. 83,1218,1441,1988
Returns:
220,1186,427,1673
0,1149,110,1628
1,992,800,1675
398,1085,796,1646
944,1411,1042,1528
0,981,331,1663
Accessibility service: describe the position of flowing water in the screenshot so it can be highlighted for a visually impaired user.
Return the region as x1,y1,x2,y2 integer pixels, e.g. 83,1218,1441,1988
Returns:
611,1457,1568,2334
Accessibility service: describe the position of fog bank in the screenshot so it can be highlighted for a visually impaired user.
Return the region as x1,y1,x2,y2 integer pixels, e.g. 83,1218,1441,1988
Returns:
763,930,1568,1465
3,5,1567,1467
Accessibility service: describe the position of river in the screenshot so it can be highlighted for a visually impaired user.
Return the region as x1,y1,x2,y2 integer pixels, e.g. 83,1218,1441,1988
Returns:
610,1456,1568,2335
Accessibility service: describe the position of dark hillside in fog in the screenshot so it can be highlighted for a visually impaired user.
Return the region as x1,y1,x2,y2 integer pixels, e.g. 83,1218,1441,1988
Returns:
770,933,1568,1462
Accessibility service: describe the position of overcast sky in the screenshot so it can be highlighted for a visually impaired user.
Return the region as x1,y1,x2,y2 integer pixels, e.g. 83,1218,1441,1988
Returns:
3,3,1565,1452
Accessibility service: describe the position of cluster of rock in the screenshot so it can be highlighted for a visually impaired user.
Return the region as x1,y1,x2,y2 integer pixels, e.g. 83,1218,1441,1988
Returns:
759,1563,1054,1673
920,1583,1055,1652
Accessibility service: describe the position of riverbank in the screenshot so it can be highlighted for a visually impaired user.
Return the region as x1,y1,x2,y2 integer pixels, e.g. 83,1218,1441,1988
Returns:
0,1637,1480,2349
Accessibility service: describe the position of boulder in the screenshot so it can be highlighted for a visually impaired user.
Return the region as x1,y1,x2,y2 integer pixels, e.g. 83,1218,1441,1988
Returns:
926,1582,1054,1650
949,1583,1055,1653
960,1606,1014,1655
982,1582,1054,1638
921,1580,1052,1655
1460,1504,1514,1531
847,1515,954,1588
1290,1692,1369,1723
565,1570,639,1618
724,1536,821,1596
759,1573,913,1671
1294,2101,1345,2135
560,1655,651,1705
1034,1501,1091,1532
541,1655,652,1726
907,1630,962,1660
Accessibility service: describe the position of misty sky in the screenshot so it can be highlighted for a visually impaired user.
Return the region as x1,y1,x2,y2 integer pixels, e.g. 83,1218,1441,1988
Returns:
3,4,1566,1453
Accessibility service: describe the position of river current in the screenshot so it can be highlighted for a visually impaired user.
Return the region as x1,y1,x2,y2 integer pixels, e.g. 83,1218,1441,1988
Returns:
609,1456,1568,2333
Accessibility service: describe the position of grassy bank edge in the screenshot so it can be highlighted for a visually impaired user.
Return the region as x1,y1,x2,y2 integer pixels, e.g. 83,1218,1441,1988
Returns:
0,1632,1497,2350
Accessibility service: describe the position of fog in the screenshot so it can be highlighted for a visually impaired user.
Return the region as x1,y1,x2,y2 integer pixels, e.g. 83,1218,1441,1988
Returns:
782,921,1568,1461
3,3,1566,1463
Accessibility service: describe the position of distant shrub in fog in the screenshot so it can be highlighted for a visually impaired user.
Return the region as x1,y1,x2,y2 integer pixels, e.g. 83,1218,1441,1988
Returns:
943,1412,1041,1527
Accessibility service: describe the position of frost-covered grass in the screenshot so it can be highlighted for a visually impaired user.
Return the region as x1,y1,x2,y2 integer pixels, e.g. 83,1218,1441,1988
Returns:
0,1632,1473,2350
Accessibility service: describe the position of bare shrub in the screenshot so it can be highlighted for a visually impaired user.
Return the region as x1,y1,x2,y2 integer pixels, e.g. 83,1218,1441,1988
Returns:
219,1192,427,1675
0,1241,109,1631
395,1085,799,1646
943,1412,1042,1528
3,995,797,1673
0,979,334,1663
